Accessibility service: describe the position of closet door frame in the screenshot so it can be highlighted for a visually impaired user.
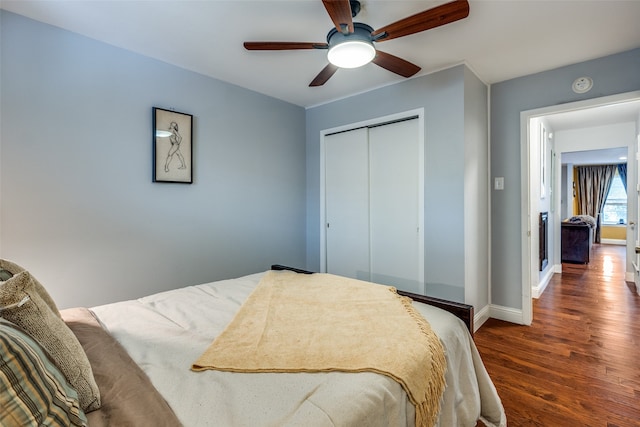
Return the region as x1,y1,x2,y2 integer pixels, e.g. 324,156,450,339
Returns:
319,108,425,293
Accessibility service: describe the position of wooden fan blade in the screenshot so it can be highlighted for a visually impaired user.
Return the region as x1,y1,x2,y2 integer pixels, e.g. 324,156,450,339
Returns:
322,0,354,34
309,64,339,87
372,0,469,42
244,42,328,50
372,50,421,78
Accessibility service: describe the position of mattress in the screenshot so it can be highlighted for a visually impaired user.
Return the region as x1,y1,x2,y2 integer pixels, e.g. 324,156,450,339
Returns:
90,271,506,427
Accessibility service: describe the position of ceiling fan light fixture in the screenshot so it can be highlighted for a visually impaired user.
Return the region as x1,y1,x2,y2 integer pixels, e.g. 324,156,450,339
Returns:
328,40,375,68
244,0,471,86
326,22,375,69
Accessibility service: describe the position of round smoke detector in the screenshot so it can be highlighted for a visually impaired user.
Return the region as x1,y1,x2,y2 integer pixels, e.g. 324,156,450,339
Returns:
572,76,593,94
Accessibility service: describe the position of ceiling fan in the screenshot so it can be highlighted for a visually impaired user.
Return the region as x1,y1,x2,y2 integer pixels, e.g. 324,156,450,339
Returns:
244,0,470,87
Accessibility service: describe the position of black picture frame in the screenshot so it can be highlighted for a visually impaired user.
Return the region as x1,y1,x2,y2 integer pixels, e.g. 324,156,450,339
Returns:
153,107,193,183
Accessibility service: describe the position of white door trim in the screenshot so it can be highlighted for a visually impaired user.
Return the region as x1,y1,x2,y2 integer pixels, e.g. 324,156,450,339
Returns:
520,90,640,325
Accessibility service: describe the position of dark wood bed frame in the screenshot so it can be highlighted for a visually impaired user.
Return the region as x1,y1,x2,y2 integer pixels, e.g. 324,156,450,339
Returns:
271,265,474,334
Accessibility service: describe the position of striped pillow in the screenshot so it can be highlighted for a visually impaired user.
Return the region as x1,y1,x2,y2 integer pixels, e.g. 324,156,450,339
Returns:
0,320,87,426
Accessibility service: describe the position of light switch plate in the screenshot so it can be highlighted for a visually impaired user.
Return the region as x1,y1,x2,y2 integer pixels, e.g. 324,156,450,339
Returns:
494,177,504,190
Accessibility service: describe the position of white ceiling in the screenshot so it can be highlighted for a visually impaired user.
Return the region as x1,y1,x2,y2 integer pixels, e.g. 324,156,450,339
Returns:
545,100,640,132
545,98,640,165
561,147,629,166
2,0,640,109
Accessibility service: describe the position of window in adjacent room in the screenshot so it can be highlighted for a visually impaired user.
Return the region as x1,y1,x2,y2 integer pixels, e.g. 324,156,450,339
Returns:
602,169,627,225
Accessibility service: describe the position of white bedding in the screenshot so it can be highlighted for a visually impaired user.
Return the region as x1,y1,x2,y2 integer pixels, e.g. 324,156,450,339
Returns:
90,272,506,427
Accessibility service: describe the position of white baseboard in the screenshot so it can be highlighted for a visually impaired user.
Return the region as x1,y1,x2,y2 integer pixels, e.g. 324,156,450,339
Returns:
489,304,525,325
473,304,491,332
532,266,555,298
600,238,626,245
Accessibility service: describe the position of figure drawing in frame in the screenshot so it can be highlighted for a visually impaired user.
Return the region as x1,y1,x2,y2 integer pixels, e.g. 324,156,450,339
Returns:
165,121,185,173
153,107,193,183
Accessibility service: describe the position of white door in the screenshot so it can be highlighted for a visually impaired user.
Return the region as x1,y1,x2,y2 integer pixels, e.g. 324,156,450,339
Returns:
324,119,423,293
325,128,370,280
369,120,422,292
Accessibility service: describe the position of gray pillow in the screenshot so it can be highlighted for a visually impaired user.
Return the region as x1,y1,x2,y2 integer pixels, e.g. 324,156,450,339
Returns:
0,270,101,412
0,259,60,316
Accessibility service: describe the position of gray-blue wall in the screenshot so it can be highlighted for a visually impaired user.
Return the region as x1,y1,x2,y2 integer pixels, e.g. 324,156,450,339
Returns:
0,11,306,308
306,65,488,305
4,8,637,316
491,48,640,309
463,66,489,310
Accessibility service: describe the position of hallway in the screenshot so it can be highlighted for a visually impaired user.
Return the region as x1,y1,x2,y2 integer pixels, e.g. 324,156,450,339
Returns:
475,244,640,426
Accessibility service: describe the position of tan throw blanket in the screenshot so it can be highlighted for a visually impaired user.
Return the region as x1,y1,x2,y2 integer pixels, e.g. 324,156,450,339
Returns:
192,270,446,427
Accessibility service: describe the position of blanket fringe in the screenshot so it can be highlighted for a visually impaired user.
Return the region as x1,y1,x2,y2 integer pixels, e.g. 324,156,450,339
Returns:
390,288,447,427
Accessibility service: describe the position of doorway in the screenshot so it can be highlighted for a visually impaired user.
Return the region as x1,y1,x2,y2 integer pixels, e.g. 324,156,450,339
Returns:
520,91,640,325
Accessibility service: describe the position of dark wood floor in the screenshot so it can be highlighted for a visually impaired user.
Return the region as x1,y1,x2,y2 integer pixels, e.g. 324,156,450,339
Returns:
474,244,640,427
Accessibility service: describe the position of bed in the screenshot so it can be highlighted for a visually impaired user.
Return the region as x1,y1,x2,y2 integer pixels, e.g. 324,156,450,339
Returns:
1,261,506,427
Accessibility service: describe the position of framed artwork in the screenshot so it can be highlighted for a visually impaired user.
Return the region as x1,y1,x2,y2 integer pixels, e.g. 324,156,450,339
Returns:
153,107,193,183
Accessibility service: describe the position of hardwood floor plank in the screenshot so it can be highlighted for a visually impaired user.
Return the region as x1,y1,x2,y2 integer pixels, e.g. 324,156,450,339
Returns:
475,244,640,426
